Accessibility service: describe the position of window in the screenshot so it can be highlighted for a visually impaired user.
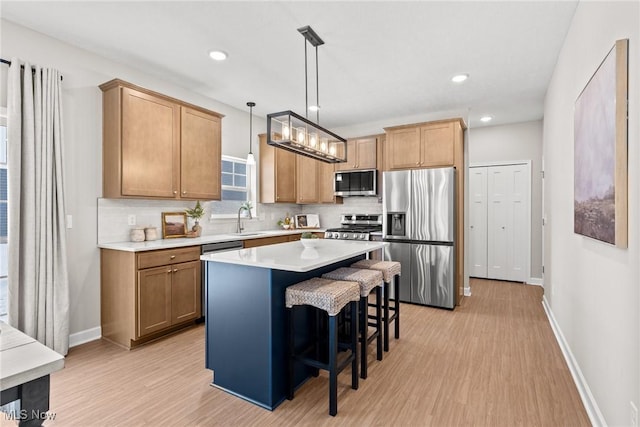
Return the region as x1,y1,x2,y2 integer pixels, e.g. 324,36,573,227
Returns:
209,155,257,218
0,120,7,321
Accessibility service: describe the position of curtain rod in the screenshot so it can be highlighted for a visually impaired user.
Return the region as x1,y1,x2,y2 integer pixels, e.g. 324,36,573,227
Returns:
0,58,64,81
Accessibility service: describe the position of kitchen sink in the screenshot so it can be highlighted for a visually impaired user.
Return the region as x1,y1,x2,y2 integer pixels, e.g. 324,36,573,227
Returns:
233,232,268,236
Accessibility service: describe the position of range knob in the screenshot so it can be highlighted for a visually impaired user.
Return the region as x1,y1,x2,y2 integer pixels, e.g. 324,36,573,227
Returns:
360,234,366,240
332,232,341,239
342,233,349,239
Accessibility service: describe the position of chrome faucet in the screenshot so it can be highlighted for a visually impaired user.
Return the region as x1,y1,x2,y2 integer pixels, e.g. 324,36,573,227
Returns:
237,206,252,233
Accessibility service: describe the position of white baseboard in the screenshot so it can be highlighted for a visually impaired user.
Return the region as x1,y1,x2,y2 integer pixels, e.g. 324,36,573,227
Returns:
527,277,543,286
464,286,472,297
541,296,605,427
69,326,102,348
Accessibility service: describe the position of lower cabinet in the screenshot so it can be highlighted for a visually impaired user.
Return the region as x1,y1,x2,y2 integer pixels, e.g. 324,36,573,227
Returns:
243,234,301,248
101,246,201,349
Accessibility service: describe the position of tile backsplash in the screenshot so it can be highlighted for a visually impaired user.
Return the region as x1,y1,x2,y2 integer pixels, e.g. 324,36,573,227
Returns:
97,196,381,244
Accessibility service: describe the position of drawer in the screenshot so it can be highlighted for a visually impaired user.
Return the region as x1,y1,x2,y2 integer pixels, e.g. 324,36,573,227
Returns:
137,246,200,269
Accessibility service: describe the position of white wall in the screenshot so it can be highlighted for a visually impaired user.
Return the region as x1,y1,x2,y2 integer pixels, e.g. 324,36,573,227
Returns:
468,120,543,280
0,20,269,336
543,2,639,425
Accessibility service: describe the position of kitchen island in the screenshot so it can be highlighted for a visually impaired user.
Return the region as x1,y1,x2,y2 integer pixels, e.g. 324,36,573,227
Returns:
201,239,386,410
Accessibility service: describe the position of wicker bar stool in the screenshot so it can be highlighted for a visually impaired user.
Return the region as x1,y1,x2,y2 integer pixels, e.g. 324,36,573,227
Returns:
322,267,383,379
351,260,401,352
285,277,360,416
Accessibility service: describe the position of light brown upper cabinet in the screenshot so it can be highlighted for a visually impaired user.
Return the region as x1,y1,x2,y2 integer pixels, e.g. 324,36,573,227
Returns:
296,155,319,204
336,137,377,171
318,161,342,204
259,134,297,203
384,120,464,170
100,79,223,200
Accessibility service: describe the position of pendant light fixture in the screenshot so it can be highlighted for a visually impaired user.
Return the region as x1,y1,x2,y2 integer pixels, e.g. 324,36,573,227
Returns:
266,25,346,163
246,101,256,165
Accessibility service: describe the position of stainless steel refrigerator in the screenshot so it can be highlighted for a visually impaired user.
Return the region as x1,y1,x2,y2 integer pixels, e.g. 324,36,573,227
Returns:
382,167,456,309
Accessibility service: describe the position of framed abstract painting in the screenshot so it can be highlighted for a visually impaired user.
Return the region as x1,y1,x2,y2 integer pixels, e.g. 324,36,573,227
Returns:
574,39,628,248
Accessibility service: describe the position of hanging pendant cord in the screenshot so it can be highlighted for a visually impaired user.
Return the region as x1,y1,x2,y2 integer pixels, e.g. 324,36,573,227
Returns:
304,38,309,119
315,45,320,124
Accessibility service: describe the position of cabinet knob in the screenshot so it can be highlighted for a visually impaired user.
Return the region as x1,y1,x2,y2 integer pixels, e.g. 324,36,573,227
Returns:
173,269,178,273
166,270,172,274
182,191,187,195
416,161,420,165
170,255,176,259
173,190,177,195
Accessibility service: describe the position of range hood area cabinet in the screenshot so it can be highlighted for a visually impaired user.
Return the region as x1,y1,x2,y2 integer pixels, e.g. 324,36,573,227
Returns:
335,136,378,171
259,134,341,205
100,79,223,200
383,118,466,305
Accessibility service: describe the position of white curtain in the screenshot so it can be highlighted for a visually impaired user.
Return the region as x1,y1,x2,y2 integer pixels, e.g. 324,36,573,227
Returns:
7,58,69,355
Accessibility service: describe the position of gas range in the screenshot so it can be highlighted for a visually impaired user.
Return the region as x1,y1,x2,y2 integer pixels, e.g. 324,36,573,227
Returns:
324,214,383,241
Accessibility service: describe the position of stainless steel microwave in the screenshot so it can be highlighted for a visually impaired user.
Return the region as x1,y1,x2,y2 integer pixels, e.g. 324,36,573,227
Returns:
334,169,377,196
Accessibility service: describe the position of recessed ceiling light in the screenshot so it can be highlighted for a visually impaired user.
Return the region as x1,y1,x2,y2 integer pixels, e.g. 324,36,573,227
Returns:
480,116,493,123
308,105,320,112
451,74,468,83
209,50,228,61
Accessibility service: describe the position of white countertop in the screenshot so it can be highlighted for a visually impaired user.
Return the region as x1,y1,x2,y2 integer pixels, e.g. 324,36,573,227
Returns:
0,321,65,390
200,239,387,272
98,229,326,252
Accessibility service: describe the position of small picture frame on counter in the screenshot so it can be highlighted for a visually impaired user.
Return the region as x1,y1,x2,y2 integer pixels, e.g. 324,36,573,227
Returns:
162,212,187,238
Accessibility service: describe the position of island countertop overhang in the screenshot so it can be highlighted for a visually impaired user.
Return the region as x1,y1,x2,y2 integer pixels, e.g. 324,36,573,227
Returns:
200,239,387,273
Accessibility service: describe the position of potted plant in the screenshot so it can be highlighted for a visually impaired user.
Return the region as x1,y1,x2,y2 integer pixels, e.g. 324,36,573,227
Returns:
277,213,293,230
185,201,205,237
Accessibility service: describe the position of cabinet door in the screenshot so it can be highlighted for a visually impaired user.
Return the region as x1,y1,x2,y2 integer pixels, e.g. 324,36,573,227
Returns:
296,155,318,204
171,260,202,324
336,140,358,171
137,265,172,337
181,107,221,200
318,161,340,203
121,87,179,197
355,138,377,169
243,235,290,248
275,148,297,203
386,127,421,170
420,123,454,167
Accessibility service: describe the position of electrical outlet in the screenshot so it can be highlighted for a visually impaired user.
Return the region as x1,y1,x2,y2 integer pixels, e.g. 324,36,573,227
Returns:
127,214,136,226
631,401,638,427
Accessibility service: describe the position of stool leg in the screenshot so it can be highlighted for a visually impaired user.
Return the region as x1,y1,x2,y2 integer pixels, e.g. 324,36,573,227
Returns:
376,286,383,361
384,281,390,352
287,307,294,400
394,275,400,339
360,297,367,379
328,314,338,417
350,300,359,390
313,309,320,377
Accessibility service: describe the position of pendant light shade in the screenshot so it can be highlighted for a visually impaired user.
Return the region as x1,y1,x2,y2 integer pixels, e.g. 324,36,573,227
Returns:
246,101,256,165
266,25,346,163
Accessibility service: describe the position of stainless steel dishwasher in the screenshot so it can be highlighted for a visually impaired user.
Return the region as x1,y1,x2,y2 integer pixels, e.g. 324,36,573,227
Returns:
200,240,244,321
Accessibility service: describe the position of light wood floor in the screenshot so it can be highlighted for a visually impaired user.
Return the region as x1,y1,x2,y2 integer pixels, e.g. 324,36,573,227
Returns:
7,279,590,426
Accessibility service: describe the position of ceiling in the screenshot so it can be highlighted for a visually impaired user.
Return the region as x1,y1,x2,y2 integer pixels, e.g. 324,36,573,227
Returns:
1,1,578,130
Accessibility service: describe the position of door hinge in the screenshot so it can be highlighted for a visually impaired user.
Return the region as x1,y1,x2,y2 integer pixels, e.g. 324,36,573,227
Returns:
542,266,545,274
541,170,545,179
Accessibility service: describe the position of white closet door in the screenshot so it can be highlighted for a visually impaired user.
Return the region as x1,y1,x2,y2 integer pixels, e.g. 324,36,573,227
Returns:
506,164,529,282
487,167,509,280
469,167,488,277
